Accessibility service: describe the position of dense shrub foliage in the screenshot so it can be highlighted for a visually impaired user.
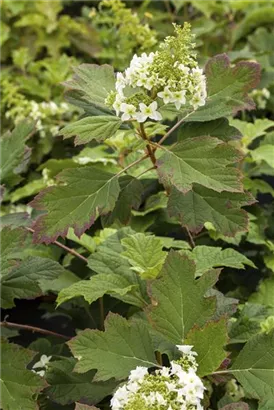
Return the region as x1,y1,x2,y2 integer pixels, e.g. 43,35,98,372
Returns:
1,1,274,410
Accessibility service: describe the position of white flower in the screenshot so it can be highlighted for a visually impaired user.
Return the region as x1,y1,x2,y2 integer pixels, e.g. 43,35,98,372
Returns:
158,87,173,104
116,72,127,92
170,90,186,110
160,366,170,377
32,354,52,369
120,103,137,121
135,101,162,123
128,366,148,382
176,345,197,356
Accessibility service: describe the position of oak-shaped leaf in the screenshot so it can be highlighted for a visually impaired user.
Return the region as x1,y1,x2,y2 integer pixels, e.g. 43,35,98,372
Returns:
231,330,274,404
57,273,140,307
156,137,243,194
185,54,260,122
148,251,219,344
45,357,117,406
0,120,35,187
1,256,67,308
68,313,157,381
180,245,255,277
60,116,122,146
121,233,166,279
30,166,120,243
185,318,228,377
63,64,115,110
0,341,46,410
168,185,254,236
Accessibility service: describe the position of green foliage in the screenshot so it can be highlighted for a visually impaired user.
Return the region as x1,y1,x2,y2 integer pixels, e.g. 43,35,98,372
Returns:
185,319,228,377
148,251,219,344
61,116,122,145
0,341,46,410
45,357,117,405
31,167,121,243
186,54,260,122
68,313,157,380
121,233,166,279
231,330,274,404
2,2,274,409
0,121,35,187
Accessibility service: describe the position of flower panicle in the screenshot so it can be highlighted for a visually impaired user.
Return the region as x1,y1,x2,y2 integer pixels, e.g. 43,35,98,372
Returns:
111,345,205,410
105,23,207,124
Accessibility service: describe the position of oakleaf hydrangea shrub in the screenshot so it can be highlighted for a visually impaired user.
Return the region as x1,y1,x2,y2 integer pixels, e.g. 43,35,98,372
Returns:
1,9,274,410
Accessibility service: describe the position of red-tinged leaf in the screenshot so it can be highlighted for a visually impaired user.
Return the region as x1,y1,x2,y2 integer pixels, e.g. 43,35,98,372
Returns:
30,166,120,244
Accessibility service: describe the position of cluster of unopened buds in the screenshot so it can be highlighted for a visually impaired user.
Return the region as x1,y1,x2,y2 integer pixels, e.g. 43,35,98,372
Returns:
106,24,207,124
111,345,205,410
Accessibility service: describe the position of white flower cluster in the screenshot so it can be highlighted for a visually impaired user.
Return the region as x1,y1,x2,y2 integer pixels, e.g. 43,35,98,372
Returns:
28,101,69,133
108,45,206,123
111,345,205,410
32,354,52,377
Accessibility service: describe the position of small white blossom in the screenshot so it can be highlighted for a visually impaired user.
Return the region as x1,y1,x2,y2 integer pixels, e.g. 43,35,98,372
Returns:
128,366,148,382
171,90,187,110
32,354,52,369
176,345,197,356
158,87,173,104
135,101,162,123
120,103,137,121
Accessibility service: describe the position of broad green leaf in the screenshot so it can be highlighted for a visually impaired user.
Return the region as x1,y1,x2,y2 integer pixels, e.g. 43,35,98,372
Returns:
63,64,115,110
121,233,166,279
45,357,117,405
0,212,32,229
157,137,243,194
249,276,274,307
185,54,260,122
57,273,140,307
1,256,67,308
230,119,274,146
168,185,254,236
31,166,120,243
251,145,274,168
0,341,46,410
0,121,35,186
185,318,228,377
61,116,122,146
178,118,241,142
1,227,27,275
148,251,219,344
68,313,157,380
102,176,144,226
231,330,274,403
181,245,255,276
